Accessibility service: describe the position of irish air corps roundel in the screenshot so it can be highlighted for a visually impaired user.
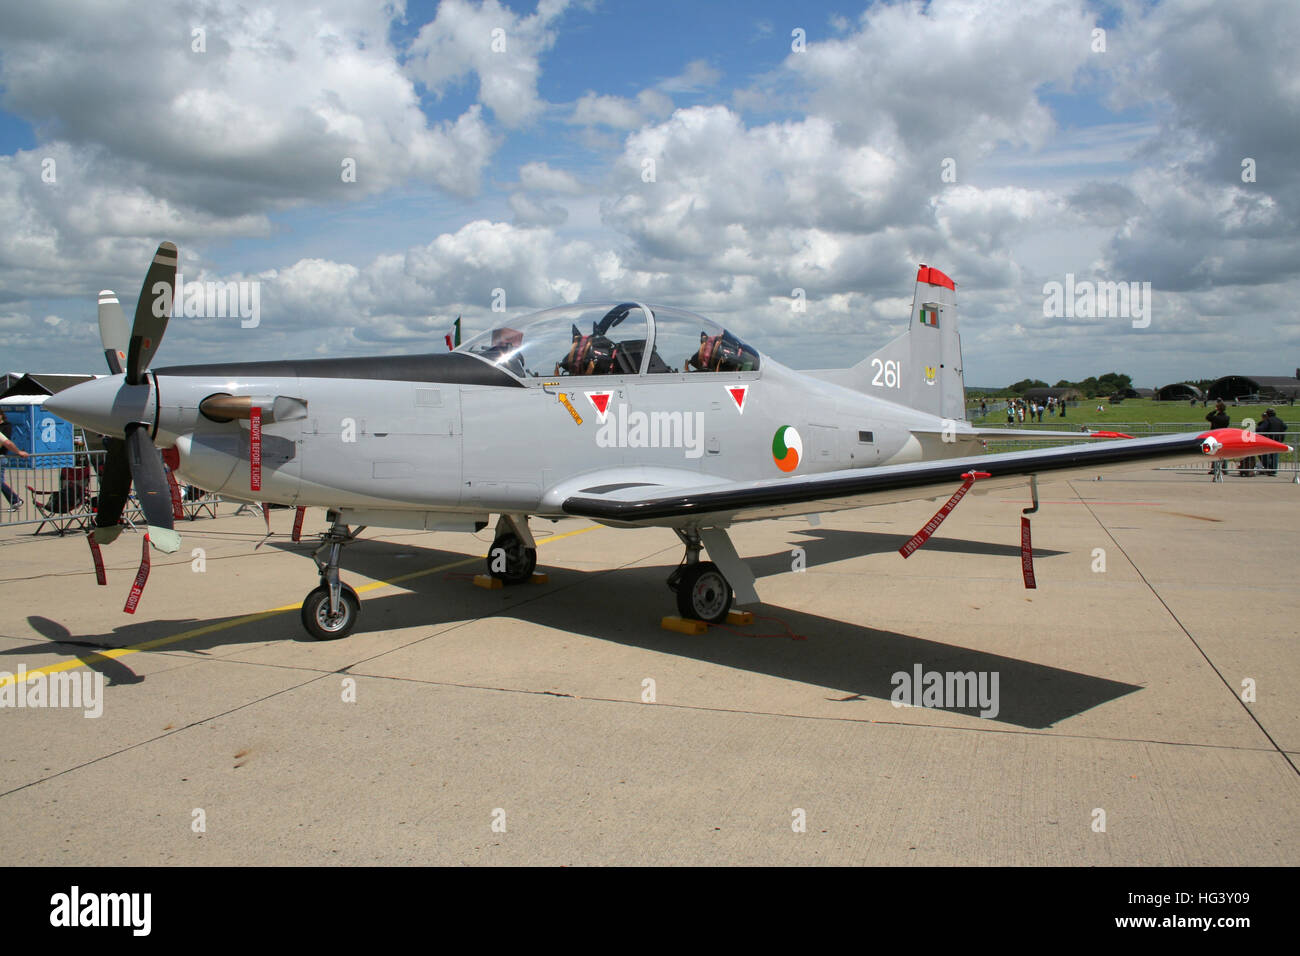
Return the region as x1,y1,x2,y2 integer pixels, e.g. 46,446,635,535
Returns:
772,426,802,472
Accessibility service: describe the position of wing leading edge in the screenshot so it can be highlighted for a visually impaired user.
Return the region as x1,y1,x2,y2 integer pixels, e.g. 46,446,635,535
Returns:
562,429,1287,526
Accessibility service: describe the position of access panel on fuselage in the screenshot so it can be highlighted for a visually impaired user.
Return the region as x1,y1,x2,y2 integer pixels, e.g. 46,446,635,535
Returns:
298,379,462,507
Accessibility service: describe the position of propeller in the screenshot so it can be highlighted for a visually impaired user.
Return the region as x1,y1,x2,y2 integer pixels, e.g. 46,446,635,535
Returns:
88,241,181,553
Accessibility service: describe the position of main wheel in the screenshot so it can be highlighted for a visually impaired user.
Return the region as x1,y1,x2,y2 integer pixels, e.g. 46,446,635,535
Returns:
487,532,537,585
675,561,732,624
301,583,360,640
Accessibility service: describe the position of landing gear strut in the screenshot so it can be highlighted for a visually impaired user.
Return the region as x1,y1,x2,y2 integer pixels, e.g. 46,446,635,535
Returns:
487,514,537,585
667,528,734,624
301,513,365,640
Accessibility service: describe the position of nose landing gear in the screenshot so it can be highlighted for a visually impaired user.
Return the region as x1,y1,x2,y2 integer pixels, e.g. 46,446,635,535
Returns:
301,514,366,640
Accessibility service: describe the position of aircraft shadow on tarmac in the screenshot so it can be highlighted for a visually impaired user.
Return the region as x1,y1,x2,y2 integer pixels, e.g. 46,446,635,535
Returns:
11,528,1130,730
18,616,145,687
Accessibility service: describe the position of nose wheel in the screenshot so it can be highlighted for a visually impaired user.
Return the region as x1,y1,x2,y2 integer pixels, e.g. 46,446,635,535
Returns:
301,583,360,640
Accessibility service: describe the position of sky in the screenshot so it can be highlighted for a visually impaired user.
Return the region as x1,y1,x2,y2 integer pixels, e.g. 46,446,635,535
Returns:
0,0,1297,388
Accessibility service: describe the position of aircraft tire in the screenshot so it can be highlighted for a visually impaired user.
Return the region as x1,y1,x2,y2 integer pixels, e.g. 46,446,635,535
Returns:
301,583,360,640
488,532,537,585
675,561,732,624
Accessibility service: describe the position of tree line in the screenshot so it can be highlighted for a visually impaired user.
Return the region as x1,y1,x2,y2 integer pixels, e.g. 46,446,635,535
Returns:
970,372,1134,399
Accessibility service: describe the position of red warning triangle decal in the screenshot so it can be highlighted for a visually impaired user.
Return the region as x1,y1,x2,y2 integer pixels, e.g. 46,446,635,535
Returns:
586,391,613,422
727,384,748,414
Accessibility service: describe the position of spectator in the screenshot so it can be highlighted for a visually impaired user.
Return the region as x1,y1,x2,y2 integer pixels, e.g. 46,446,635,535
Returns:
1206,401,1230,478
1206,400,1230,429
1258,408,1286,476
0,424,30,511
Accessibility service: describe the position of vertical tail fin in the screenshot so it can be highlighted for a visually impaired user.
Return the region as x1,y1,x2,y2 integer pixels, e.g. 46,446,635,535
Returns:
847,265,966,420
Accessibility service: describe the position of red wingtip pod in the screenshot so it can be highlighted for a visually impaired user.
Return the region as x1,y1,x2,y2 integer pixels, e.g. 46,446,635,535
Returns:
1198,428,1291,458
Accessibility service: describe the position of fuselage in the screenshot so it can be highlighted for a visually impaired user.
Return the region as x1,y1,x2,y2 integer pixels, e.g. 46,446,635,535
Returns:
53,352,955,519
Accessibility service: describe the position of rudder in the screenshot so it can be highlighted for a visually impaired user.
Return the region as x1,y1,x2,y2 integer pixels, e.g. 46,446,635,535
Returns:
848,265,965,421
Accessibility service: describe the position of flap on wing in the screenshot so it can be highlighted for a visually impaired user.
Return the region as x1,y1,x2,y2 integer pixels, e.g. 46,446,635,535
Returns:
911,426,1134,442
561,429,1278,526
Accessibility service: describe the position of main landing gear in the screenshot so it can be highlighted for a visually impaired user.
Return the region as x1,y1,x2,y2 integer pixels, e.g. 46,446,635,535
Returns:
487,514,537,585
301,513,366,641
666,528,735,624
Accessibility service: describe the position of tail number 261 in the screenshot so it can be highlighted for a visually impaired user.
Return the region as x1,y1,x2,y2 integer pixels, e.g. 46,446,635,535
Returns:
871,358,901,389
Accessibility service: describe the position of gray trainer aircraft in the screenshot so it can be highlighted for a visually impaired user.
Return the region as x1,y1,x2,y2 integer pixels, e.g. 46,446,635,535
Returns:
48,242,1287,639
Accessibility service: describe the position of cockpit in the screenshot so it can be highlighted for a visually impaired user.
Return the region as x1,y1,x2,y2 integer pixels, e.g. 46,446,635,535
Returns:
457,302,761,380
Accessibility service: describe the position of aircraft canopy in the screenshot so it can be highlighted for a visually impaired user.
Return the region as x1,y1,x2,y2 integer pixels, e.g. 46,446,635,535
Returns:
458,302,760,379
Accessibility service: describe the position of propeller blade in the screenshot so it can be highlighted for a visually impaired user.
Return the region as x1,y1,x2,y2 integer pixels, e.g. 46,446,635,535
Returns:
97,290,129,375
125,423,180,552
93,437,132,545
125,241,178,385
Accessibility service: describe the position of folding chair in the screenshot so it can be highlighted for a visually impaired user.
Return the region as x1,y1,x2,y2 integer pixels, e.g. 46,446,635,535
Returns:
28,464,94,535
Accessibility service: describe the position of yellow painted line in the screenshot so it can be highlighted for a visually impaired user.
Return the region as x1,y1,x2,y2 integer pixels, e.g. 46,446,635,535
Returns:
1,524,599,687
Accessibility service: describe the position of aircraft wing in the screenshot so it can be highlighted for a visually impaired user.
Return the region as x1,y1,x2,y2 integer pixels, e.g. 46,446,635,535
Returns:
561,428,1286,527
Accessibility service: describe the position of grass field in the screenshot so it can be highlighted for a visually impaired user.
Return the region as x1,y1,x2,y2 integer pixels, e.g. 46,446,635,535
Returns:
969,398,1297,431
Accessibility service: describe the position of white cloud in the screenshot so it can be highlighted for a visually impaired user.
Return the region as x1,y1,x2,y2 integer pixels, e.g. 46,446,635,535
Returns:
570,89,673,129
787,0,1093,154
657,59,721,94
0,2,501,304
509,192,569,226
518,161,584,194
1,3,497,207
406,0,570,128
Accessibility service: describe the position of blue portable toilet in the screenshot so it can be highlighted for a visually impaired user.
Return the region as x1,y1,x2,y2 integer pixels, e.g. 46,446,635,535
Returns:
1,395,75,467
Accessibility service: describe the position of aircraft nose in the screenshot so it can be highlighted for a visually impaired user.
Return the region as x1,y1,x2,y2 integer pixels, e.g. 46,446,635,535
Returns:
45,374,151,438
